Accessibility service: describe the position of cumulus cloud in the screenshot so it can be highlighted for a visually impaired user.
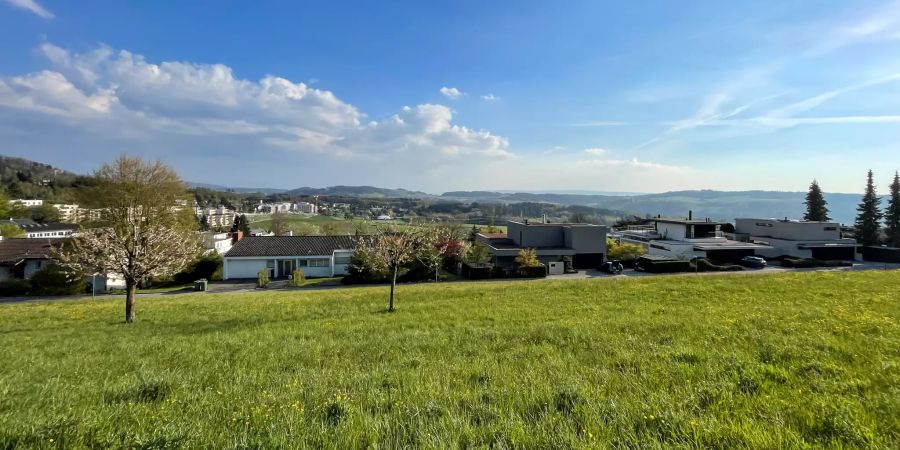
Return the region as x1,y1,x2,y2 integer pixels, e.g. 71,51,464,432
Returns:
0,44,512,167
4,0,53,18
439,86,463,99
583,147,609,157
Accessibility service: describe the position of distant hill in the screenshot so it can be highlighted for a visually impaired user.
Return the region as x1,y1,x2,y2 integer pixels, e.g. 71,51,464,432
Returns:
187,182,287,194
283,185,433,198
0,155,90,203
441,189,876,225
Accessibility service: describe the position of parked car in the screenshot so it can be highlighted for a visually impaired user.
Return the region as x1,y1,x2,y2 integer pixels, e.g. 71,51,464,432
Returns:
740,256,767,269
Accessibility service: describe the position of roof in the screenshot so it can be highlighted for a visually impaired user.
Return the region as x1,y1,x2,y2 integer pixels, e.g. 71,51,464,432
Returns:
478,233,508,239
224,235,363,258
508,220,604,228
20,222,78,233
0,238,57,264
654,218,725,225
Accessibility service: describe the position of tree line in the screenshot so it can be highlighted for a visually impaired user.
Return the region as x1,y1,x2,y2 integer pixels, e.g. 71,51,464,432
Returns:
803,170,900,247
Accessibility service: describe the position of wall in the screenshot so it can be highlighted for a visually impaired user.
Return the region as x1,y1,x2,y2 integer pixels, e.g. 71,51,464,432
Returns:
735,219,841,241
647,241,696,260
225,259,268,279
655,222,688,240
508,222,564,248
564,226,608,255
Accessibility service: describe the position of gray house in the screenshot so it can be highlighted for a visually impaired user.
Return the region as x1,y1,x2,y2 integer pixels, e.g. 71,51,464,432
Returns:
476,221,608,269
223,235,362,279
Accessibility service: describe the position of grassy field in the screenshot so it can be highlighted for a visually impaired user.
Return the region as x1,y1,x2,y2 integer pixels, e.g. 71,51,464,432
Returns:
1,272,898,448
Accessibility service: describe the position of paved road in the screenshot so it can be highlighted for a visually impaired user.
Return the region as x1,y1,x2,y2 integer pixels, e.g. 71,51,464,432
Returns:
3,261,898,305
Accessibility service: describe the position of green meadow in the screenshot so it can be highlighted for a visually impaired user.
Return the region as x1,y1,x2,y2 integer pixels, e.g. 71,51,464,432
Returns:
0,271,898,448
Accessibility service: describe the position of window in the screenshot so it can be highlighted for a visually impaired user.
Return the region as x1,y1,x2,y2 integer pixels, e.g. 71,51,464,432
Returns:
824,226,837,231
266,260,275,268
334,255,352,264
308,259,330,267
296,259,308,267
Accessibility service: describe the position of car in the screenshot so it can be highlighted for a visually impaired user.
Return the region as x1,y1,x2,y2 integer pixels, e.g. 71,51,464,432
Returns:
740,256,768,268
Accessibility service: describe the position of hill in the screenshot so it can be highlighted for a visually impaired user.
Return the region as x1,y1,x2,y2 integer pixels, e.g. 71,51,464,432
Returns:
0,155,92,203
441,189,875,225
284,185,432,198
0,271,897,447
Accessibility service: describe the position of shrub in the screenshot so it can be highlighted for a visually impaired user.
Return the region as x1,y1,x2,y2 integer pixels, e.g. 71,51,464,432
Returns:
639,257,691,273
607,239,646,262
174,254,222,284
462,263,494,280
0,279,31,296
692,258,744,272
514,248,540,268
290,269,306,287
29,264,87,295
517,265,547,278
257,269,270,288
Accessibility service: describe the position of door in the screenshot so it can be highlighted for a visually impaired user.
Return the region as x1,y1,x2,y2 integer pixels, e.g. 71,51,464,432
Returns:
280,260,295,278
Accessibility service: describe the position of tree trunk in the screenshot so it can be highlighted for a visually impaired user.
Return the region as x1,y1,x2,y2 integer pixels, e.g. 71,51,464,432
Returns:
388,264,397,312
125,279,137,323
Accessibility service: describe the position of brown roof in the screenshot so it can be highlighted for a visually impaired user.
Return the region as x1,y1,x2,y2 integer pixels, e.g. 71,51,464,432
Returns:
0,238,56,264
224,235,363,258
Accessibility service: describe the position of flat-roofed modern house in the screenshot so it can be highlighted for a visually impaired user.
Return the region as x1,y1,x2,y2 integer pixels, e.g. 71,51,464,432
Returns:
617,217,771,262
734,218,857,260
476,221,608,269
222,235,361,279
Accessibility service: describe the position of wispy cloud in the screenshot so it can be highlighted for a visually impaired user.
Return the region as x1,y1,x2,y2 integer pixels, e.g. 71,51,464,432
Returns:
439,86,463,100
806,0,900,56
583,147,610,157
4,0,53,18
480,93,499,101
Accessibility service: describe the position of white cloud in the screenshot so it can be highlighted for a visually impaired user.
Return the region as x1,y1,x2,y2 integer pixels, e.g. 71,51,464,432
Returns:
480,93,499,101
4,0,53,18
439,86,463,99
583,147,609,157
0,44,515,187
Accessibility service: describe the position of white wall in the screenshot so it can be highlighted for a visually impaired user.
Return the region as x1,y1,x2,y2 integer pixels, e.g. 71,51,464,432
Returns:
226,259,268,279
656,223,687,240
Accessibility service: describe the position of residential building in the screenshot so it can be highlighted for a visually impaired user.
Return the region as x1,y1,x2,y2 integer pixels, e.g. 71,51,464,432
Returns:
734,218,857,260
196,206,236,229
8,199,43,208
616,217,770,262
14,220,78,239
295,201,318,214
200,231,236,255
222,235,361,279
52,204,80,222
476,220,608,269
0,238,54,280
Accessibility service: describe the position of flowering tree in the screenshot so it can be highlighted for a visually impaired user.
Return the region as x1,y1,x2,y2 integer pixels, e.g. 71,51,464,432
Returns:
58,155,199,323
416,225,469,282
356,225,420,312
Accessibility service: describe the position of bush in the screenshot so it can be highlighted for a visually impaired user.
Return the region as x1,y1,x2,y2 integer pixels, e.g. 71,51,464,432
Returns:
462,263,494,280
638,257,691,273
0,279,31,296
290,269,306,287
29,264,87,295
781,258,851,268
514,248,540,268
174,254,223,284
516,265,547,278
257,269,270,288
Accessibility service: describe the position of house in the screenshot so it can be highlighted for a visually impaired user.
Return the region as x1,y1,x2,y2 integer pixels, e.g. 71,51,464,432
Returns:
196,206,236,229
476,220,608,269
0,238,54,280
295,202,318,214
15,221,78,239
8,199,43,207
222,235,362,279
617,216,771,262
200,231,236,255
734,218,857,260
51,204,80,222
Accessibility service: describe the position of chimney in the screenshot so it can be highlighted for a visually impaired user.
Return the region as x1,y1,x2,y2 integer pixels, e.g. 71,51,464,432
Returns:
688,210,693,221
542,214,547,224
232,231,243,243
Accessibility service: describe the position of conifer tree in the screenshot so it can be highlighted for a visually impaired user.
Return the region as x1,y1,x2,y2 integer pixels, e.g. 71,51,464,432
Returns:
885,171,900,247
854,170,883,246
803,179,830,221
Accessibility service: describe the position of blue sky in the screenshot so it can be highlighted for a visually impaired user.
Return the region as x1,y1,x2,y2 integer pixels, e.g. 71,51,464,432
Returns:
1,0,899,193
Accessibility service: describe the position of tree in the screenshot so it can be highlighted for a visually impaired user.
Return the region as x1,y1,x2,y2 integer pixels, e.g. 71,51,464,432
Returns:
886,171,900,247
197,214,210,231
568,212,589,223
607,239,646,261
270,211,288,236
230,214,251,235
514,248,540,268
0,189,8,219
803,179,830,222
854,170,883,246
355,225,419,312
58,155,200,323
0,223,25,238
465,243,492,264
415,226,468,282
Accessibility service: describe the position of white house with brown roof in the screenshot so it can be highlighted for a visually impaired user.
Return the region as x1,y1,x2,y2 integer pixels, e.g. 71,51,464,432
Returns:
222,235,361,279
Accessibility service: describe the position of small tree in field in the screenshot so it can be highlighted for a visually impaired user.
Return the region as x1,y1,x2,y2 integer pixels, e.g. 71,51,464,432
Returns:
803,180,830,222
416,225,468,282
356,225,419,312
58,155,200,323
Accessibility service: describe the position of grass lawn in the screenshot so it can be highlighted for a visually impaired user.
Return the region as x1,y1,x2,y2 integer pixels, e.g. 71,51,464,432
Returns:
1,271,898,448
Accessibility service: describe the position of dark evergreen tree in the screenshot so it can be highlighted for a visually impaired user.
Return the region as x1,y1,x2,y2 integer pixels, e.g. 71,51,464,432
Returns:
803,179,830,221
854,170,883,246
230,214,251,234
885,171,900,247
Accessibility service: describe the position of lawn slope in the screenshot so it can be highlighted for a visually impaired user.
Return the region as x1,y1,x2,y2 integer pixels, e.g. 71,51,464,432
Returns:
1,272,898,448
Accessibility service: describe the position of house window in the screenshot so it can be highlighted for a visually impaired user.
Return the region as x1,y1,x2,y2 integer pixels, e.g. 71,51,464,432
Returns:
334,255,352,264
824,227,837,231
296,259,308,267
308,259,330,267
